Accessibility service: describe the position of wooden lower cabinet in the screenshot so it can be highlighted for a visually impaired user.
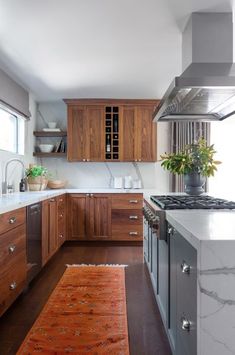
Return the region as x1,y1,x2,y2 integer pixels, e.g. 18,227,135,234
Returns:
67,194,111,240
42,198,58,265
57,194,67,246
67,193,143,241
111,194,143,241
0,208,27,317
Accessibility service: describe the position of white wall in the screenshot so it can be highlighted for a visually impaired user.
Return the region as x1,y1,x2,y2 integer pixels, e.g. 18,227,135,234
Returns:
0,93,36,193
36,102,171,191
209,118,235,200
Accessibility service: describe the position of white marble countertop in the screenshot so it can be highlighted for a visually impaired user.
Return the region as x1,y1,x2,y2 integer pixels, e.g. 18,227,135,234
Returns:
166,210,235,249
0,188,152,214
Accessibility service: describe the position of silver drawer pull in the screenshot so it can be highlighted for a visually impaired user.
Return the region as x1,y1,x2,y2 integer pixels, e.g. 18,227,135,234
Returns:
8,217,16,224
59,234,63,238
129,231,138,236
129,215,138,220
9,281,17,290
181,261,191,274
129,200,138,204
9,245,16,253
181,317,191,331
59,213,63,217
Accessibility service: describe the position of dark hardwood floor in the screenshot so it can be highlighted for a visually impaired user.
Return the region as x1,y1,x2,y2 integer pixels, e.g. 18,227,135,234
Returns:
0,242,171,355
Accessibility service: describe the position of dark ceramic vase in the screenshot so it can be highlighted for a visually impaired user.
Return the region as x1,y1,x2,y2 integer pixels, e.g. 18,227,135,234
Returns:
184,172,206,195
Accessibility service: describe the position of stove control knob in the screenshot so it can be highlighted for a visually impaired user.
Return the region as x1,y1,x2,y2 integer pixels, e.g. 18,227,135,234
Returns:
168,227,175,237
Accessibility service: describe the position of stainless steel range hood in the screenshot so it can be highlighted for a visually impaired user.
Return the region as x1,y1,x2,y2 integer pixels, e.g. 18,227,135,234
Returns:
153,13,235,122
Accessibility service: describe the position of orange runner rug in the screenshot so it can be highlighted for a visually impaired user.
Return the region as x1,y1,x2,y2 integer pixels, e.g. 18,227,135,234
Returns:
17,265,129,354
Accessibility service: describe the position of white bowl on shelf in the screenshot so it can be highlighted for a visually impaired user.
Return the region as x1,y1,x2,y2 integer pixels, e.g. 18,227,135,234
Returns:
39,144,54,153
48,122,57,129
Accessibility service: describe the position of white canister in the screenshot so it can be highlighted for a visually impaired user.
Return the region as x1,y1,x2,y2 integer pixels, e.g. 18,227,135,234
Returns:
124,176,132,189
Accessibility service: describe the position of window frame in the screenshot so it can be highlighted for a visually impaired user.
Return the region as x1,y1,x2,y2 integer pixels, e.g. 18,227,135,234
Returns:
0,104,25,155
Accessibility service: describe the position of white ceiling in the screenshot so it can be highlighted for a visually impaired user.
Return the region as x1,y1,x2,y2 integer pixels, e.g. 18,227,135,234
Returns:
0,0,233,101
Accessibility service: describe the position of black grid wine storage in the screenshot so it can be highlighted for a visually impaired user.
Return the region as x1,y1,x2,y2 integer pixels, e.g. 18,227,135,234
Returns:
105,106,119,160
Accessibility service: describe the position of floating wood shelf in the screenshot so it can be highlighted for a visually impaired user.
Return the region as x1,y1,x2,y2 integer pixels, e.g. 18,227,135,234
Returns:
33,152,67,157
34,131,67,137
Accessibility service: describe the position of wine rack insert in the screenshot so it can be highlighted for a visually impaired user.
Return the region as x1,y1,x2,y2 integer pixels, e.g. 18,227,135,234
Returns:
105,106,119,160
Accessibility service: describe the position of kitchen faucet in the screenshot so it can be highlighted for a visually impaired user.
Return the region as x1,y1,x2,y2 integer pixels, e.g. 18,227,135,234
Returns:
2,158,25,194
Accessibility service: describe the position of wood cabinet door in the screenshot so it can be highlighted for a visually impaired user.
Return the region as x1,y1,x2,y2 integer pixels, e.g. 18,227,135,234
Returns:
120,106,136,161
67,194,89,240
135,106,157,162
67,105,87,161
86,106,105,161
42,198,58,265
57,195,67,246
48,198,58,256
88,194,111,239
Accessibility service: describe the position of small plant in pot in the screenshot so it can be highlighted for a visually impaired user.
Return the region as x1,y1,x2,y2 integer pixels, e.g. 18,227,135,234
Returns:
26,165,49,191
160,138,221,195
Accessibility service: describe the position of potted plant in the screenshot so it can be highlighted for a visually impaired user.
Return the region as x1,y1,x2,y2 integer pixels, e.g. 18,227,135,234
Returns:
160,138,221,195
26,164,49,191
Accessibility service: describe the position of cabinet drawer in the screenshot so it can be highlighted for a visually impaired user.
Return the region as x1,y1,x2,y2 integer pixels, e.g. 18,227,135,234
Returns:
112,209,143,224
112,224,143,240
0,208,26,235
111,194,143,209
0,224,26,267
0,252,26,316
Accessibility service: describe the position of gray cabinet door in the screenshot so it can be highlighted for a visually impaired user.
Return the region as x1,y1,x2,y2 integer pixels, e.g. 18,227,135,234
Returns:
169,228,177,353
151,232,158,294
175,229,197,355
157,239,169,326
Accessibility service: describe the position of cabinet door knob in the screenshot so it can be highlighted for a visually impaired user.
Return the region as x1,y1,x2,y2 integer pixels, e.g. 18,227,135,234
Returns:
181,261,191,274
82,159,86,162
59,234,63,238
90,193,93,197
129,231,138,236
87,158,90,162
134,159,138,162
86,193,90,197
138,159,141,162
9,281,17,290
129,200,138,204
181,317,191,331
50,198,55,202
8,217,16,224
9,245,16,253
129,215,138,220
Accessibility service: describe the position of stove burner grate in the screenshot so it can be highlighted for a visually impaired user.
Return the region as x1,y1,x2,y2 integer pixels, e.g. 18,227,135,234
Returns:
150,195,235,210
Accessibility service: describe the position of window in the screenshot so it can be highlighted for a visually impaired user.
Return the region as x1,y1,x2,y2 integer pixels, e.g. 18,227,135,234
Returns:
0,106,25,154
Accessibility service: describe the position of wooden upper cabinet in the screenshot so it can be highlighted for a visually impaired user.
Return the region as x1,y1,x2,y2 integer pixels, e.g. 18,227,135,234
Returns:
67,105,104,162
121,106,136,161
136,106,157,162
86,106,105,161
67,105,87,161
65,99,158,162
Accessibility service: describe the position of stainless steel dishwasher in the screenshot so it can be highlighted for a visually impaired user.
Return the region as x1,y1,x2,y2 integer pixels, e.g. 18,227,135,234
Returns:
26,202,42,283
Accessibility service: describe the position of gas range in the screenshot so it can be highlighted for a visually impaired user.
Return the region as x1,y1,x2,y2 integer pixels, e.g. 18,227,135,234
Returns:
150,195,235,210
143,195,235,241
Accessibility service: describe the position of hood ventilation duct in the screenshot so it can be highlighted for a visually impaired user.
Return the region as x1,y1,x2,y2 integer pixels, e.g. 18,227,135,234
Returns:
153,12,235,122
